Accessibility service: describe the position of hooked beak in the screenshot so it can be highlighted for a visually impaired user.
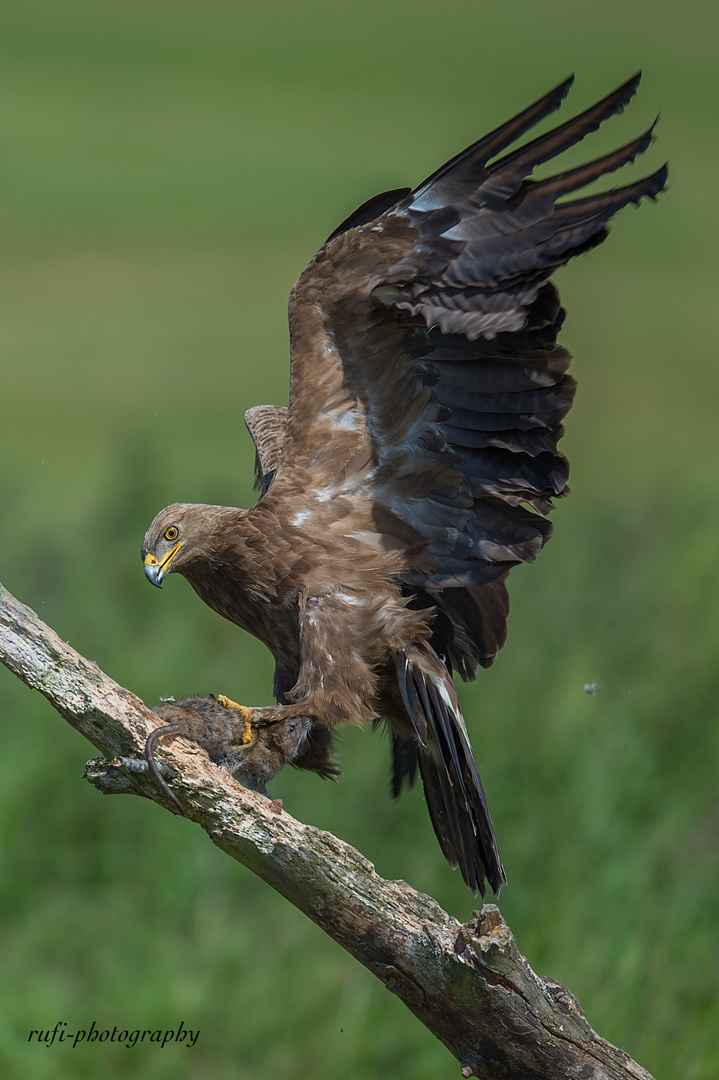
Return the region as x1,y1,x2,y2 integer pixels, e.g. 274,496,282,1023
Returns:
143,541,181,588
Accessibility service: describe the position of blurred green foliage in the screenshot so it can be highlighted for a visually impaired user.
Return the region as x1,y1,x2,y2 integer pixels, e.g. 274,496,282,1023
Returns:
1,1,717,1077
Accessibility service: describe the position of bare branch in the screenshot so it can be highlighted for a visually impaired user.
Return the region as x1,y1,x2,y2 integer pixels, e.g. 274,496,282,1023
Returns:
0,581,655,1080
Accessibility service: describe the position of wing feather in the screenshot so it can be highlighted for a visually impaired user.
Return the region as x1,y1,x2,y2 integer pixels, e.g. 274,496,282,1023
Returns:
244,405,288,494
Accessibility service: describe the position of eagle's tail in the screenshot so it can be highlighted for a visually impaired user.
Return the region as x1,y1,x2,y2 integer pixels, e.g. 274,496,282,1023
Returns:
396,643,505,897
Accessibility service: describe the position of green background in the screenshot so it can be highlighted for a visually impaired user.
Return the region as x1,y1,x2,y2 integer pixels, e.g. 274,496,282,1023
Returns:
1,1,717,1077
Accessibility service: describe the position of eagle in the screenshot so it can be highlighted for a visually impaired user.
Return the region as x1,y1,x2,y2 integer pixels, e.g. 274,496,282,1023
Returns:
141,74,665,896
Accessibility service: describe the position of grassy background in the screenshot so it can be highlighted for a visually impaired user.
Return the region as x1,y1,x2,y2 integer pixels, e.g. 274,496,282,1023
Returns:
1,1,717,1077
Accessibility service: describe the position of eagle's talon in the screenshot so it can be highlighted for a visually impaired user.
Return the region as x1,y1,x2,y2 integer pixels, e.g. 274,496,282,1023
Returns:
216,695,253,743
217,693,243,711
216,696,253,743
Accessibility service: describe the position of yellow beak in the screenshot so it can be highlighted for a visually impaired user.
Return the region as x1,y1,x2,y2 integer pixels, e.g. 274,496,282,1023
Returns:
143,541,181,588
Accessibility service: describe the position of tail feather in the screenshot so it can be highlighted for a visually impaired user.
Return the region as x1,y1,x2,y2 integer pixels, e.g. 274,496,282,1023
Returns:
391,733,418,798
396,644,505,896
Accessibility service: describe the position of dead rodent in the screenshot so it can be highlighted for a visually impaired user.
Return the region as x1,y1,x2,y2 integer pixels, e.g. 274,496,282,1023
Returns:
146,695,311,809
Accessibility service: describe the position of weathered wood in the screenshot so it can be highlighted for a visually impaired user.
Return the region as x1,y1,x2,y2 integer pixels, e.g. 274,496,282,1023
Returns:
0,581,655,1080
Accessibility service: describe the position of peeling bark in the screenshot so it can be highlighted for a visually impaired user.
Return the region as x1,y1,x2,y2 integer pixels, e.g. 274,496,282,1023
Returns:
0,582,655,1080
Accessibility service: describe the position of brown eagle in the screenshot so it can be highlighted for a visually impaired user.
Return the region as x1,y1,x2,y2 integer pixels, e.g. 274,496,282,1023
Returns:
141,74,665,896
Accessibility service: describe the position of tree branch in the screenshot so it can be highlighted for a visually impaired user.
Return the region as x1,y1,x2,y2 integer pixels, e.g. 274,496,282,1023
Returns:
0,581,655,1080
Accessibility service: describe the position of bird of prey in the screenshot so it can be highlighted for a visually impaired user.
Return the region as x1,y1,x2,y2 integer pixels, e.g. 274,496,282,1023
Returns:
142,74,665,896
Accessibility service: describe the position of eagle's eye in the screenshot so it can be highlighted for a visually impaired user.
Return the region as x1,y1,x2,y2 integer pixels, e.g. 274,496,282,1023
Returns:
164,526,179,542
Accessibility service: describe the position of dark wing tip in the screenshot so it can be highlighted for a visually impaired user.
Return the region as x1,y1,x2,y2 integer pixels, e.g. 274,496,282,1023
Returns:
411,75,577,201
649,161,669,196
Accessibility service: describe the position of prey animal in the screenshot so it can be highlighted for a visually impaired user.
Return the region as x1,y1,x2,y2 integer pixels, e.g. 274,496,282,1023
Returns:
149,695,313,802
142,75,665,895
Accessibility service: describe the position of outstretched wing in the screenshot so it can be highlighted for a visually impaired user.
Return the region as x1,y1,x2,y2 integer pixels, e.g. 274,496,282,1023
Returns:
267,74,665,677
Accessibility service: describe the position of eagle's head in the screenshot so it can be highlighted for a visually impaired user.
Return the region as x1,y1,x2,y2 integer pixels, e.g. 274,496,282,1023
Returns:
141,502,237,587
142,503,196,587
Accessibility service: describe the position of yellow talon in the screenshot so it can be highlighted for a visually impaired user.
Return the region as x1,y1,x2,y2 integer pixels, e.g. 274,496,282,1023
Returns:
217,694,242,710
217,695,253,744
